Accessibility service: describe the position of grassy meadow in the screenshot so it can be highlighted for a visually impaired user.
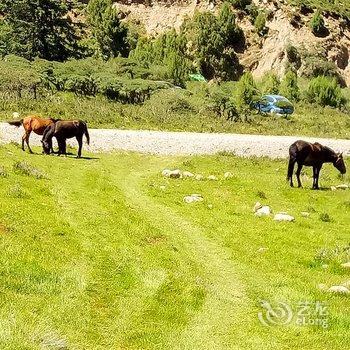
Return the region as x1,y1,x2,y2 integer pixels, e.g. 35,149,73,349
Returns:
0,144,350,349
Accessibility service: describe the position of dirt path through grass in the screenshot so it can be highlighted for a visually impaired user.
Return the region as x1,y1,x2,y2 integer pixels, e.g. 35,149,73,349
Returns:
116,157,252,349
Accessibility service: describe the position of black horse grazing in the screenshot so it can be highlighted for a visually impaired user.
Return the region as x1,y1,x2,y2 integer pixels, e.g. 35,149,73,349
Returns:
287,140,346,189
42,120,90,158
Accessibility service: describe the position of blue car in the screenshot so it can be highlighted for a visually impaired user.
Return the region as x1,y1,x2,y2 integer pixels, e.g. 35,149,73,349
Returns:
253,95,294,115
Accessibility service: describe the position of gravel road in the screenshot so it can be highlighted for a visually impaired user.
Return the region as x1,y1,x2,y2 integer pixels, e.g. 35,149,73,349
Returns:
1,122,350,158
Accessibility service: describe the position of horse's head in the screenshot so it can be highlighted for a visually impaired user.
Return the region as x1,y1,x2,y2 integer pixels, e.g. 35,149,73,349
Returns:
41,139,51,155
333,153,346,174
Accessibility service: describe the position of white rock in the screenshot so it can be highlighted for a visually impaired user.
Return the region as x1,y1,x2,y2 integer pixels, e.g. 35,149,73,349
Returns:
255,206,271,217
336,184,349,190
301,212,310,218
224,172,233,179
341,262,350,269
183,194,203,204
253,201,262,212
257,247,268,253
322,264,328,269
273,213,295,222
207,204,213,209
207,175,218,181
331,186,337,191
162,169,171,177
328,285,350,294
183,171,194,178
169,169,182,179
195,174,204,181
159,186,166,190
13,112,20,119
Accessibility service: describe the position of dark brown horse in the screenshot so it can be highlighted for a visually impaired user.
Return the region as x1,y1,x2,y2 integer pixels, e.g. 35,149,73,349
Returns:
287,140,346,189
42,120,90,158
7,115,57,153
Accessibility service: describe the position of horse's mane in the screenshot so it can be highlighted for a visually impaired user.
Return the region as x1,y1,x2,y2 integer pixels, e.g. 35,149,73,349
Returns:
318,143,337,158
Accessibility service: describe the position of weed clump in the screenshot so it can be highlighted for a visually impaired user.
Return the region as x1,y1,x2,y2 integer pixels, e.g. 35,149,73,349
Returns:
13,161,47,179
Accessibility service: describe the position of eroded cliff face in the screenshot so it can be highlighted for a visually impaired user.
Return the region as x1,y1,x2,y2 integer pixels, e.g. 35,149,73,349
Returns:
113,0,350,85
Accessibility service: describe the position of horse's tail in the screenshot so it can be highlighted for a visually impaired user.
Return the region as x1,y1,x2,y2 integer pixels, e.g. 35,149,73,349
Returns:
83,122,90,145
7,119,23,127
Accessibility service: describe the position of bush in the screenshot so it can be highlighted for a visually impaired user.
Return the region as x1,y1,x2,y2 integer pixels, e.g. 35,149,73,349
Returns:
306,76,345,108
301,55,341,83
285,44,301,70
236,72,259,108
280,70,300,102
229,0,251,10
310,11,327,36
254,12,267,36
261,72,280,95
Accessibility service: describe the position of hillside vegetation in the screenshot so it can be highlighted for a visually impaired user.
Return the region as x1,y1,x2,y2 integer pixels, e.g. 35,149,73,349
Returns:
0,144,350,348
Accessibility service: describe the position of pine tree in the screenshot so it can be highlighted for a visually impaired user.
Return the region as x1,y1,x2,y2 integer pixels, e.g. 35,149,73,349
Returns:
87,0,129,59
2,0,79,61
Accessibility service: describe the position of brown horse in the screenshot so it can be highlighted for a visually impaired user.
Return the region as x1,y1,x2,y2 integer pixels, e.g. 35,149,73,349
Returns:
42,120,90,158
287,140,346,189
7,115,58,153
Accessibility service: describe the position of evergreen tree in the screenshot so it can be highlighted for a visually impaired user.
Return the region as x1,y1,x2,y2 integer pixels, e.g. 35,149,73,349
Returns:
280,70,300,101
2,0,80,61
87,0,129,59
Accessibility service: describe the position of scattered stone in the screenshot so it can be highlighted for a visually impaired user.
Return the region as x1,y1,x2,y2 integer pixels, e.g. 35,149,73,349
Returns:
207,204,213,209
195,174,204,181
336,184,349,190
224,172,233,179
301,212,310,218
253,201,262,212
273,213,295,222
341,262,350,269
257,247,268,253
162,169,171,177
159,185,166,190
331,186,337,191
13,112,20,119
183,171,194,178
207,175,218,181
255,206,271,217
183,194,203,204
328,285,350,294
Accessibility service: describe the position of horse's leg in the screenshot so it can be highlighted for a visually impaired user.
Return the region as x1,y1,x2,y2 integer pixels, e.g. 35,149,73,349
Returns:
25,131,33,154
287,158,296,187
312,166,317,189
76,135,83,158
314,165,322,190
57,138,65,156
296,163,303,188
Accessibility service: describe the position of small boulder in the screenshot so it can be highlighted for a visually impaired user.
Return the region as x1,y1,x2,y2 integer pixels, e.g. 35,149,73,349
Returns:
328,285,350,294
207,175,218,181
183,171,194,178
253,201,262,212
273,213,295,222
257,247,268,253
224,172,233,179
301,212,310,218
183,194,204,204
207,204,213,209
255,206,271,217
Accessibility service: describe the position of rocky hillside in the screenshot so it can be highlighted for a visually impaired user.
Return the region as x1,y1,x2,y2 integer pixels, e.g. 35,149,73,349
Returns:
114,0,350,85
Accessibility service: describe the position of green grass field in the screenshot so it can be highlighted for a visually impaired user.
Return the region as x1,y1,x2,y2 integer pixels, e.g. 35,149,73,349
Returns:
0,145,350,349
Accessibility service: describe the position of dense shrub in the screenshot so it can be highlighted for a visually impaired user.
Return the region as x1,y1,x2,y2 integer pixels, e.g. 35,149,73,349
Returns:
285,44,301,70
229,0,252,10
306,76,345,108
261,72,280,94
280,70,300,102
236,72,259,108
309,11,327,36
301,55,341,83
254,12,267,36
